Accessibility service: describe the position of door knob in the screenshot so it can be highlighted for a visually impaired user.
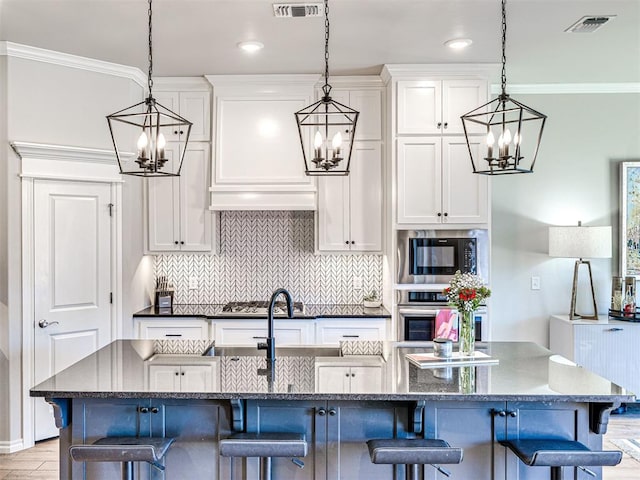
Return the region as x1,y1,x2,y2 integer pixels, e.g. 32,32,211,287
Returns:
38,319,59,328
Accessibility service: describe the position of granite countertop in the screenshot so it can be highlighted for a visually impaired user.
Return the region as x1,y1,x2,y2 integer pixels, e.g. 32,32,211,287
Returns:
133,304,392,319
30,340,635,403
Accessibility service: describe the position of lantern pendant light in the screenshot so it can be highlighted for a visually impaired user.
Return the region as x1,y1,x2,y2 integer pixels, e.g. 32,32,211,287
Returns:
461,0,547,175
107,0,192,177
295,0,359,176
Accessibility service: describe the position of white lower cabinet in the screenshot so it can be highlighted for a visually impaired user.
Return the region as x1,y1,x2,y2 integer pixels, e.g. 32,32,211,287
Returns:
315,318,388,344
147,356,219,392
212,319,315,345
549,315,640,395
136,318,210,340
315,356,384,393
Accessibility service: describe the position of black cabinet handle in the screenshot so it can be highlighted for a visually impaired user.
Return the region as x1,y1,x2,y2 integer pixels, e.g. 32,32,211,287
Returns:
165,334,182,337
508,411,517,418
437,212,442,217
345,241,349,245
179,130,184,135
437,122,442,128
150,407,159,414
318,408,327,416
342,335,360,338
180,241,185,245
443,122,448,129
174,241,179,245
328,409,337,416
181,372,185,376
138,406,149,414
443,212,448,217
345,373,350,377
351,373,355,377
173,130,179,135
175,372,179,376
351,241,355,244
607,327,624,332
492,409,506,417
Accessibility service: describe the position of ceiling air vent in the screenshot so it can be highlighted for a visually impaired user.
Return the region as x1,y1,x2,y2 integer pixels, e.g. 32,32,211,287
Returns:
273,3,323,18
565,15,616,33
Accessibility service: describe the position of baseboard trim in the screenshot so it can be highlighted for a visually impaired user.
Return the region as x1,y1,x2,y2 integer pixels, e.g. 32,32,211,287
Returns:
0,439,25,454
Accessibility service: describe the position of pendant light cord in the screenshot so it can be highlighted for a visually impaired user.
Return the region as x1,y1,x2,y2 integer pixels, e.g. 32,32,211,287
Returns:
322,0,332,98
147,0,154,97
500,0,507,97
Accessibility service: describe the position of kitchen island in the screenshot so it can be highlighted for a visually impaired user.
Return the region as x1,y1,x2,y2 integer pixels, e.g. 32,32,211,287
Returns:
31,340,634,479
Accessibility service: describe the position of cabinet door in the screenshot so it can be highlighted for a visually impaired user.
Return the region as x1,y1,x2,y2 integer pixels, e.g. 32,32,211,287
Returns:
349,142,382,251
316,365,351,393
179,143,212,251
349,366,383,393
317,175,350,252
397,80,441,134
396,137,442,224
148,364,181,391
180,364,214,392
349,90,382,141
179,91,211,142
148,144,180,251
442,79,487,135
153,91,182,142
441,137,489,224
315,318,387,344
574,323,639,393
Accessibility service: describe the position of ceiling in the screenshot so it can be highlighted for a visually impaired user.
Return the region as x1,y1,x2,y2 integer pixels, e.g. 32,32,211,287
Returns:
1,0,638,84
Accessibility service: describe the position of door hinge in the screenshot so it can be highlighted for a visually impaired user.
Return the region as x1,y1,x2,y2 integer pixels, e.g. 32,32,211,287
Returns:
108,203,114,217
110,292,113,304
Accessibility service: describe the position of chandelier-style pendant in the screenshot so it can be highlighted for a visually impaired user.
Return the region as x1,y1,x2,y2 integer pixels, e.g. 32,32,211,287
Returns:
461,0,546,175
295,0,359,176
107,0,192,177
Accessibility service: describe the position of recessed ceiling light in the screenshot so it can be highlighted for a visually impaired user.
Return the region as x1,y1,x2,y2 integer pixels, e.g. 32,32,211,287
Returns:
445,38,473,50
238,41,264,53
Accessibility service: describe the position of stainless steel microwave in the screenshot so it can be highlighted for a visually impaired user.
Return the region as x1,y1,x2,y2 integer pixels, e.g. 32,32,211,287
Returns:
397,230,488,285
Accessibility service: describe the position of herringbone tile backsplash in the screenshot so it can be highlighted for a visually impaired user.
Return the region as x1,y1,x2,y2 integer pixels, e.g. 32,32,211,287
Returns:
155,211,383,304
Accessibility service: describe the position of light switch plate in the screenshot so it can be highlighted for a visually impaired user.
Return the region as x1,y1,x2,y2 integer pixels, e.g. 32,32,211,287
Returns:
531,276,541,290
189,276,199,290
353,276,363,290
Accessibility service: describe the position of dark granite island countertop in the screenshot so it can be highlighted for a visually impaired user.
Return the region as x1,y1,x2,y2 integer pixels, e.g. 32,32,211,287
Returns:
132,303,392,319
31,341,633,403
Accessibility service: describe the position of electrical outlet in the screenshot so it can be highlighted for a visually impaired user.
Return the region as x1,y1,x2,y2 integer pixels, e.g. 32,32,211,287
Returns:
353,276,363,290
189,276,199,290
531,276,541,290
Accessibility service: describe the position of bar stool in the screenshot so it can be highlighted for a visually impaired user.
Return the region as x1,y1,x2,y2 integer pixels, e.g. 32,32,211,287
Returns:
367,438,463,479
69,436,174,480
220,432,307,480
500,439,622,479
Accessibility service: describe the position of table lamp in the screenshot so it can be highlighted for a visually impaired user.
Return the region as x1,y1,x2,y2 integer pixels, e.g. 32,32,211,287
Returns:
548,222,612,320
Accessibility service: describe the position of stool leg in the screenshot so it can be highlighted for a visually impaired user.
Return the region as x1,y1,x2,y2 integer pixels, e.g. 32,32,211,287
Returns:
260,457,272,480
551,466,562,480
407,463,419,480
122,461,134,480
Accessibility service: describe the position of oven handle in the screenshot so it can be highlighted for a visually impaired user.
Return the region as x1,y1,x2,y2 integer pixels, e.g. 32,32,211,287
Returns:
398,308,440,316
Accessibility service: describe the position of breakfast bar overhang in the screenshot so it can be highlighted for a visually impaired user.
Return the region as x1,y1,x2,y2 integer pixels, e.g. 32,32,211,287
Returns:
31,340,635,480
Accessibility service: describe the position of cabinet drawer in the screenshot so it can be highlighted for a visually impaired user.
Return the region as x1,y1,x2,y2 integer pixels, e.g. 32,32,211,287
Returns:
136,318,210,340
315,318,387,344
213,320,315,345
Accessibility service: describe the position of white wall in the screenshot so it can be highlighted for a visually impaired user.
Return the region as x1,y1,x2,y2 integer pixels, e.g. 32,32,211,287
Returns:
0,48,149,450
490,92,640,346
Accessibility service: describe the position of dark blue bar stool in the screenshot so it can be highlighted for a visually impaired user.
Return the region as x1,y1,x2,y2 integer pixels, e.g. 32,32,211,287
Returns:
69,436,174,480
500,439,622,479
367,438,463,479
220,432,307,480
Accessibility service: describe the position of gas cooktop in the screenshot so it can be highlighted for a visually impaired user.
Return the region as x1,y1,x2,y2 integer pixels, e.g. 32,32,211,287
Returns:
221,301,305,316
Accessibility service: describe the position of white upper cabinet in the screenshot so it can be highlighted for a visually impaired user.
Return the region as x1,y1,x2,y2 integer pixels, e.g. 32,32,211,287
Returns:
396,79,486,135
205,75,318,210
153,78,211,142
147,143,213,252
329,88,382,141
317,142,383,252
397,136,488,225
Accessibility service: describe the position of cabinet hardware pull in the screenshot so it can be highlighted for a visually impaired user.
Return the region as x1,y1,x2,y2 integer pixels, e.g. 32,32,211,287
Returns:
181,372,185,376
150,407,159,414
328,409,337,416
607,327,624,332
345,373,350,377
179,130,184,135
351,241,355,244
437,122,442,128
437,212,442,217
345,241,349,244
173,130,179,135
175,372,179,376
508,411,517,418
342,335,360,338
180,241,184,245
492,409,506,417
351,373,356,377
165,334,182,337
252,336,267,339
318,408,327,416
443,213,448,217
443,122,448,129
138,407,149,413
174,241,179,245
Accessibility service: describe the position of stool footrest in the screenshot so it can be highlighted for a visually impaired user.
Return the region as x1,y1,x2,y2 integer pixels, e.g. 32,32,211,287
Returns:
220,433,307,458
367,439,463,465
500,439,622,467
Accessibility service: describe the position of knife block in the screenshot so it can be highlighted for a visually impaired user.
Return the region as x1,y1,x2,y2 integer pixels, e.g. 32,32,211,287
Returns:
155,289,174,309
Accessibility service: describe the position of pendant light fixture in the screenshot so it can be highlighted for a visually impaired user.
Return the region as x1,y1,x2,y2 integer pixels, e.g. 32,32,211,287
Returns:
295,0,359,176
461,0,546,175
107,0,192,177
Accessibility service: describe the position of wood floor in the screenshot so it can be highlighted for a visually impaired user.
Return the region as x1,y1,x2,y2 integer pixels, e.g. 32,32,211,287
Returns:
0,409,638,479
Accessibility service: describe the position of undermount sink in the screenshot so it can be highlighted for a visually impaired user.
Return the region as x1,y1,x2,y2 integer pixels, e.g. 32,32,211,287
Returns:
204,345,342,358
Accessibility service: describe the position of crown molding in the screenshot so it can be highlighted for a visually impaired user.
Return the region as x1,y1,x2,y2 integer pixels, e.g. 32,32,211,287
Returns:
206,74,320,87
0,42,146,88
490,83,640,94
11,142,118,164
381,64,500,83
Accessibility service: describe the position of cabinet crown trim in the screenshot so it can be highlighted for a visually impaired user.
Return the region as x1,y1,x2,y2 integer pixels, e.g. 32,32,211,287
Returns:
205,74,320,87
381,63,499,83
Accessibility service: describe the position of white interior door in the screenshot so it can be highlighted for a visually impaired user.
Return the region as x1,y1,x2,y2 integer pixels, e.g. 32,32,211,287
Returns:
33,180,113,440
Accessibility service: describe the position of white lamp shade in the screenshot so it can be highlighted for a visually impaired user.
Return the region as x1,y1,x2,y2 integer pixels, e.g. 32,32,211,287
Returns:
548,225,612,259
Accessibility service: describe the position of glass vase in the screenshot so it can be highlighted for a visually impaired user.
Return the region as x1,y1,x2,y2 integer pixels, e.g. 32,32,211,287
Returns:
459,310,475,356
